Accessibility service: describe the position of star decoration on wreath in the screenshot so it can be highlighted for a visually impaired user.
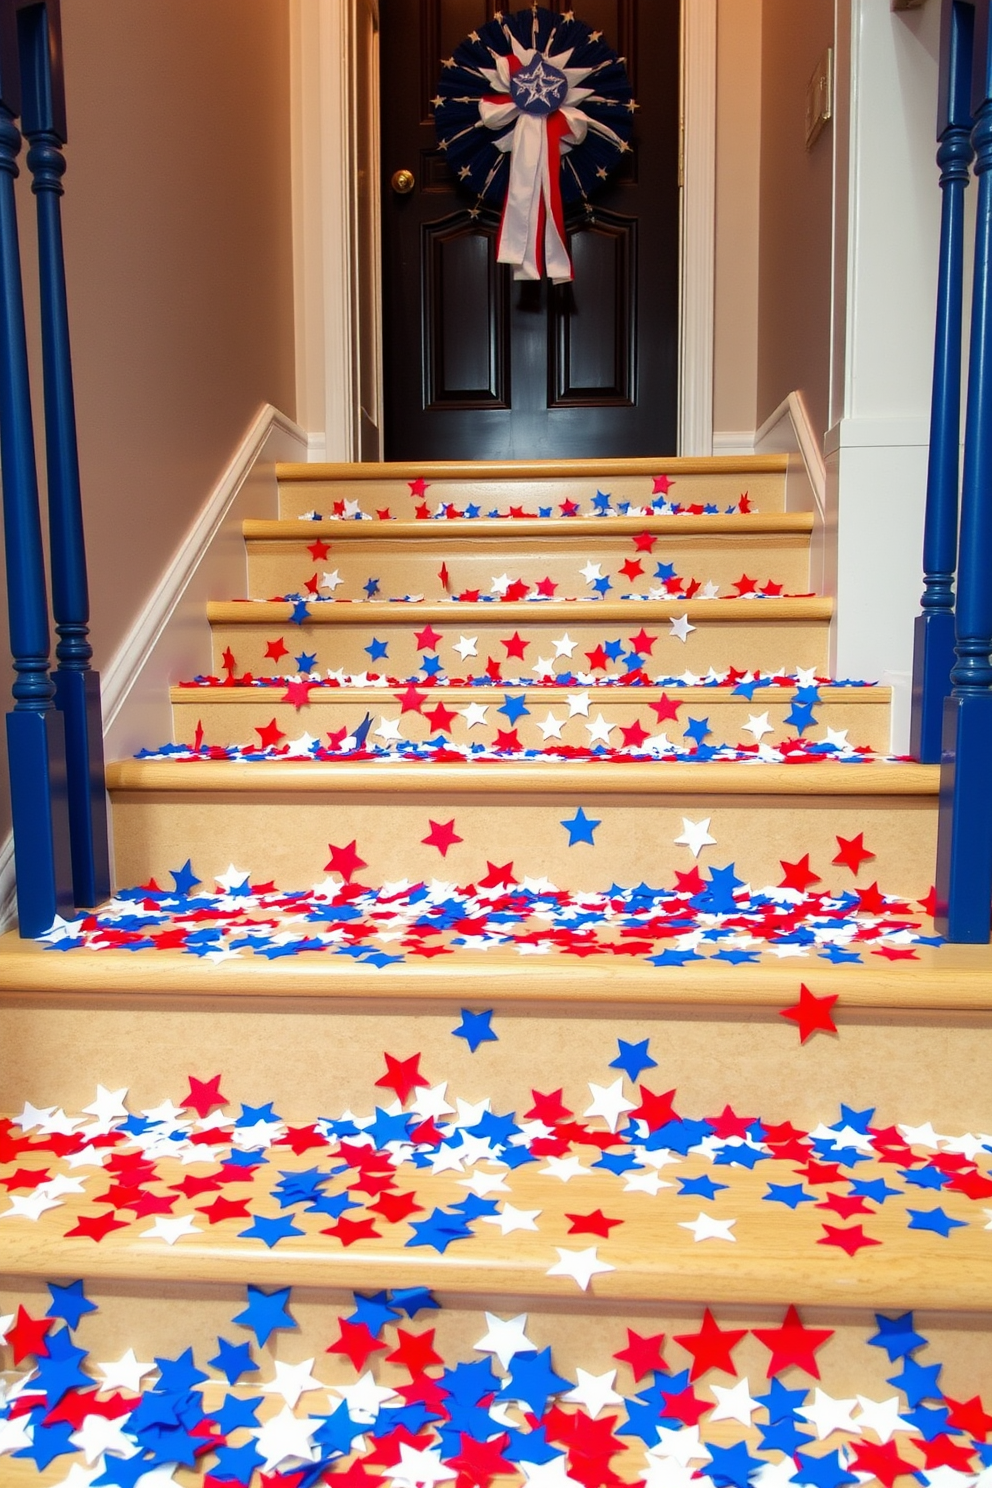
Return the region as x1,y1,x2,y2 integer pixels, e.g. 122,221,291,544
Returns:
433,6,636,282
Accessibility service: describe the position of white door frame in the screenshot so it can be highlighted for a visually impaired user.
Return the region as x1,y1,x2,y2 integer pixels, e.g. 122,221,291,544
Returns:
291,0,717,461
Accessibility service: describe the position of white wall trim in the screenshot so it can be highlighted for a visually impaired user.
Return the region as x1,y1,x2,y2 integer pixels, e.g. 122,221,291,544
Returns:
712,430,755,455
102,403,307,762
290,0,358,461
755,391,827,515
753,390,828,606
679,0,717,457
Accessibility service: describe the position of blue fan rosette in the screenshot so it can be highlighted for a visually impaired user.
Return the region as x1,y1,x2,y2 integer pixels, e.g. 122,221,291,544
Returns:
433,6,636,282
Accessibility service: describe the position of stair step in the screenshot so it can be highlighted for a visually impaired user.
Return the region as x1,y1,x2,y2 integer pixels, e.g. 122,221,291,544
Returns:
275,455,789,519
208,598,833,683
1,1158,988,1310
0,1052,990,1311
170,684,893,755
105,758,937,898
244,512,814,604
0,1274,989,1487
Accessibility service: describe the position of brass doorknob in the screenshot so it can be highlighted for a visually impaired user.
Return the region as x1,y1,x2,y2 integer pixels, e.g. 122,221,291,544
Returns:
391,168,415,195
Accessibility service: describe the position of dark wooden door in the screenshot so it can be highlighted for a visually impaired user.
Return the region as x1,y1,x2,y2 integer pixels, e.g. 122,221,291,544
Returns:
380,0,681,460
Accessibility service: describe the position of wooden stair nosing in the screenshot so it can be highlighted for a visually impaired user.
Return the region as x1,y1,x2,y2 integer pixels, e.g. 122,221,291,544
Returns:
206,597,835,626
0,1212,986,1312
105,759,938,797
169,683,893,707
245,512,815,542
3,937,989,1008
276,455,791,483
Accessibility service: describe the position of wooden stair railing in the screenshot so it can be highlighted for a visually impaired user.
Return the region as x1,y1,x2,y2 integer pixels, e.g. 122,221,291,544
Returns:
0,0,108,936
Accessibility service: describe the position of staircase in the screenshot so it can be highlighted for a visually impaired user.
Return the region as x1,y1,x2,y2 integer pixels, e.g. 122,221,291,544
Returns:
1,455,991,1487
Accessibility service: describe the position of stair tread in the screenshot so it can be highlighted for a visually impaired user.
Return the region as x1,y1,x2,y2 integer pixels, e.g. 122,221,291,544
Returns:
0,1089,989,1310
171,684,890,703
106,758,937,795
277,455,790,481
207,598,833,624
3,934,989,1005
246,513,814,540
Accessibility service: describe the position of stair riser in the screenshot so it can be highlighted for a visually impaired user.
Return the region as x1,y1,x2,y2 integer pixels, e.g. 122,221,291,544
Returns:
0,1004,988,1137
0,1275,989,1401
278,471,787,519
246,531,812,603
209,617,830,685
108,790,937,898
0,1270,988,1474
171,690,893,754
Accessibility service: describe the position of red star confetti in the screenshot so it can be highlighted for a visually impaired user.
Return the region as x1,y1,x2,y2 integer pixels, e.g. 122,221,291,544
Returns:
6,1306,53,1364
375,1051,430,1103
255,719,285,749
327,1319,388,1370
817,1223,882,1256
321,1216,382,1247
180,1073,227,1119
752,1305,834,1378
283,678,315,710
778,854,821,893
63,1212,130,1243
848,1440,920,1486
385,1328,443,1374
613,1329,667,1380
832,832,875,874
414,624,443,651
649,693,681,722
395,684,428,714
421,819,463,856
501,631,528,659
673,1309,747,1380
565,1209,624,1238
424,702,458,734
780,984,839,1044
325,840,368,882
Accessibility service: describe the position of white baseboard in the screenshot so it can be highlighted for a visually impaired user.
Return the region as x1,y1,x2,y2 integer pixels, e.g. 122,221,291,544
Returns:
103,403,307,761
754,391,826,515
712,430,755,455
753,391,828,611
0,403,308,933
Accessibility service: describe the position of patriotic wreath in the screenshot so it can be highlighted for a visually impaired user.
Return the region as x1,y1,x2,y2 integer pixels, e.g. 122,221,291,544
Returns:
433,6,637,283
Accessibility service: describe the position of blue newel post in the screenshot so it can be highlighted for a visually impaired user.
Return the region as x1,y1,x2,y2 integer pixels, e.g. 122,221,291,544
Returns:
911,0,974,763
18,0,109,908
0,7,72,936
936,0,992,942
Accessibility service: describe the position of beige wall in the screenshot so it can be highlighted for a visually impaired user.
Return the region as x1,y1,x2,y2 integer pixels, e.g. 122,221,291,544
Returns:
713,0,762,438
755,0,836,440
0,0,295,857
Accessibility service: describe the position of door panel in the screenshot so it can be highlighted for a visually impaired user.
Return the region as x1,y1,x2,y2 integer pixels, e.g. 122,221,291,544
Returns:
424,218,509,407
550,214,636,406
382,0,680,459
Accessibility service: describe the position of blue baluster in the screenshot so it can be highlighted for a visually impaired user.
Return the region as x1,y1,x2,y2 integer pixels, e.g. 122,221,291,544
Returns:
912,0,974,763
0,14,72,937
17,0,109,908
936,0,992,941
